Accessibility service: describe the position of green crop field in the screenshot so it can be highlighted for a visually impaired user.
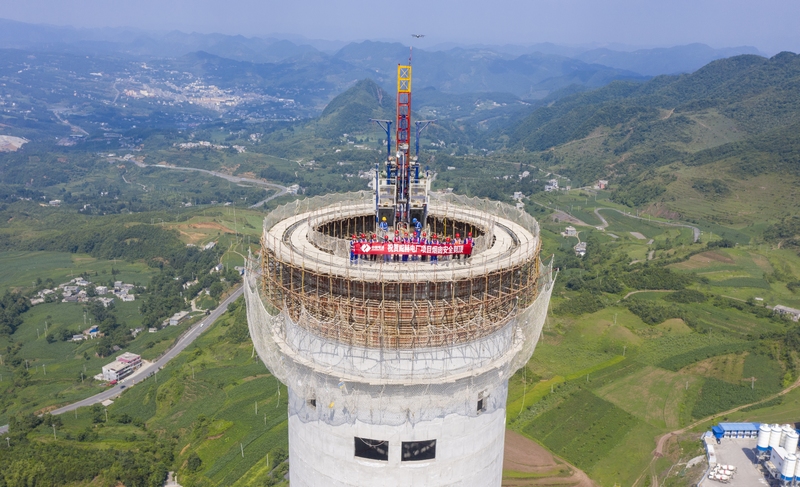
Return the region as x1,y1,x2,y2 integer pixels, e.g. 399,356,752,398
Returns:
657,344,753,372
589,420,664,487
599,209,676,240
521,389,658,487
0,298,200,424
595,365,702,429
665,164,796,226
725,385,800,424
19,297,290,487
709,277,771,289
0,251,156,291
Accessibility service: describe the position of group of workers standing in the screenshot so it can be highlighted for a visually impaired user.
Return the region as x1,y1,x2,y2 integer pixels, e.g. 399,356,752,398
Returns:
349,216,474,265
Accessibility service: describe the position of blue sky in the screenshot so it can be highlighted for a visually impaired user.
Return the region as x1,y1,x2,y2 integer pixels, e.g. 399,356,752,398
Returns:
1,0,798,53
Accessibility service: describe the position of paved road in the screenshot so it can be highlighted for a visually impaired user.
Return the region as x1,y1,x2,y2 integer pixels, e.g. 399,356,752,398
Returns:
0,285,244,436
132,161,288,208
595,207,701,242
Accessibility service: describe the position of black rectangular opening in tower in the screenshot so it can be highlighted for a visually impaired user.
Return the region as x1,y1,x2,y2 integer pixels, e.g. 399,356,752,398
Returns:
402,440,436,461
354,437,389,461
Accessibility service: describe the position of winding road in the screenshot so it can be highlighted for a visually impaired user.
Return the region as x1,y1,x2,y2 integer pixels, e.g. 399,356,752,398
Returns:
2,159,289,438
132,161,289,208
0,286,243,437
594,207,700,242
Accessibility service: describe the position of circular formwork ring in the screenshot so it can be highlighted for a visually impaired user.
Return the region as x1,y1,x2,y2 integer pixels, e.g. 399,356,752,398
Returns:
260,200,542,349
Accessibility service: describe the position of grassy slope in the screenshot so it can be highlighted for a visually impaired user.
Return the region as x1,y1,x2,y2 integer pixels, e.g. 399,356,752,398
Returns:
21,299,289,487
508,200,800,486
507,54,800,227
0,208,260,426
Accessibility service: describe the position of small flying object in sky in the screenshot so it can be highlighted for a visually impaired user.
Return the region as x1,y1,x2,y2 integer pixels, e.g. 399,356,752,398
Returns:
411,34,425,38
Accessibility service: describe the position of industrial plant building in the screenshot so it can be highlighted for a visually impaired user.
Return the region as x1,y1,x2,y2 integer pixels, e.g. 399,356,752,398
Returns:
703,421,800,485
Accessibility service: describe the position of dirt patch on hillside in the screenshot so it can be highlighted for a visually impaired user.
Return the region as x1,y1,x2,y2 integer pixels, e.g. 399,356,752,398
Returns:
503,430,597,487
0,135,29,152
171,221,234,244
750,252,773,273
35,405,58,415
550,210,590,227
643,202,681,221
240,374,272,383
679,352,747,382
655,318,692,334
671,250,735,270
190,222,233,232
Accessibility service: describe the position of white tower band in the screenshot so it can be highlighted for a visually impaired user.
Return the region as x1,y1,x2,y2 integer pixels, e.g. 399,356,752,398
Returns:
245,190,555,486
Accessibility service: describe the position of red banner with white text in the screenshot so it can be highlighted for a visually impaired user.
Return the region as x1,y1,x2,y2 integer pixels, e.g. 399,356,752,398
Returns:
352,242,472,256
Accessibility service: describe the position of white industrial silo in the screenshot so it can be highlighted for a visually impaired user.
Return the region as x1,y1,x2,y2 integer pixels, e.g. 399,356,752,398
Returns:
794,453,800,481
758,424,772,452
783,453,797,481
771,425,784,449
785,431,799,454
782,424,794,447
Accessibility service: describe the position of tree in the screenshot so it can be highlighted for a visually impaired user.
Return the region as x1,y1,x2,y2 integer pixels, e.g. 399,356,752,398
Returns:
209,282,224,300
187,452,202,472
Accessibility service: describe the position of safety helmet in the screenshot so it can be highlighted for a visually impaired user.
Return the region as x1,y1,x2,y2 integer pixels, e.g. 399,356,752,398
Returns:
456,233,460,238
412,218,417,223
382,217,386,221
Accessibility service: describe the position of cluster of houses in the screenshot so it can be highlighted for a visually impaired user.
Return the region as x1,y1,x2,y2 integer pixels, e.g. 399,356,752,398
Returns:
29,277,138,307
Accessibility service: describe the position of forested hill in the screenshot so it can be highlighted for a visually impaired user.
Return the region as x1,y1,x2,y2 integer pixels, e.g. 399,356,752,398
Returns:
492,52,800,222
504,52,800,153
300,78,479,149
314,79,394,138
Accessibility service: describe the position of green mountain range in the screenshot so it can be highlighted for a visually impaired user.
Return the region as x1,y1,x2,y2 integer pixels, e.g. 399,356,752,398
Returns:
494,52,800,224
